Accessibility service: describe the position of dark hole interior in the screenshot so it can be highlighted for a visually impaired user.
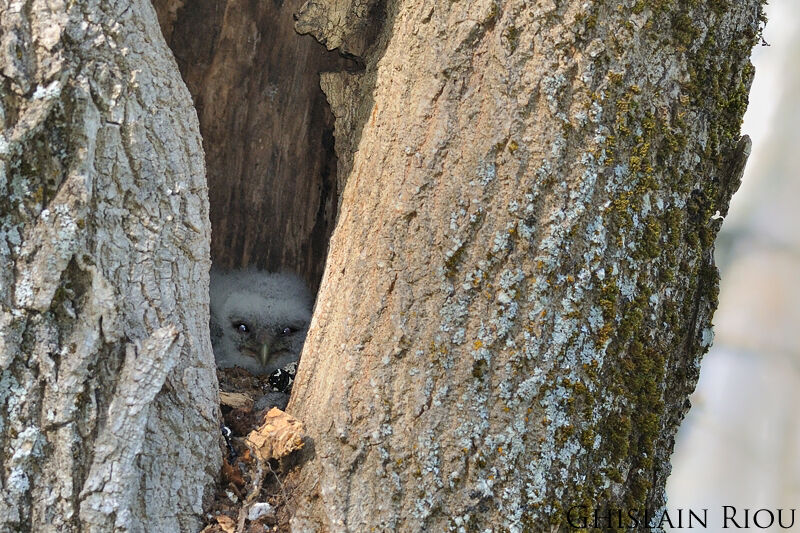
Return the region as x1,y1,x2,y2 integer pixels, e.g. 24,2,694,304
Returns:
153,0,353,293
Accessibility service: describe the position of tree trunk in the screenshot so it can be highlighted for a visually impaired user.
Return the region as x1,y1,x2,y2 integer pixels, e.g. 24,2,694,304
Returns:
0,1,219,532
287,0,761,531
0,0,763,530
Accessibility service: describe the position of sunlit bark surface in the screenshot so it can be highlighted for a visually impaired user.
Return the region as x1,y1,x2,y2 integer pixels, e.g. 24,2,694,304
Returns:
0,1,218,531
287,0,761,530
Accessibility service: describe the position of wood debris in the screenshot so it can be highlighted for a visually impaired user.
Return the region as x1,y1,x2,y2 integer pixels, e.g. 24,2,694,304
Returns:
219,391,255,410
245,408,306,462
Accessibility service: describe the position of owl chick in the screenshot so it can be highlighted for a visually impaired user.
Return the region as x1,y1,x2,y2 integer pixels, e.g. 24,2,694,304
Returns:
210,268,312,376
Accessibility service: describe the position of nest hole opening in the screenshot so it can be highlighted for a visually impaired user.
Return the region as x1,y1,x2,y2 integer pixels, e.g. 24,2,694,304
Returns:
152,1,358,524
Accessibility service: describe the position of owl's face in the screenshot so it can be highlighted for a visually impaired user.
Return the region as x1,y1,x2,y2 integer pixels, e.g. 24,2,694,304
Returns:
229,320,298,365
210,270,313,376
223,292,310,374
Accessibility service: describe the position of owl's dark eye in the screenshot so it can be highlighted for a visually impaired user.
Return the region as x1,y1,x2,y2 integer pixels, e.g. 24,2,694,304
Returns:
281,327,293,335
234,322,249,333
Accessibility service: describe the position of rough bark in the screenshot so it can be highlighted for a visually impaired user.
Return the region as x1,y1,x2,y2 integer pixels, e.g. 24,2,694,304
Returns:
288,0,761,531
152,0,352,291
0,1,219,532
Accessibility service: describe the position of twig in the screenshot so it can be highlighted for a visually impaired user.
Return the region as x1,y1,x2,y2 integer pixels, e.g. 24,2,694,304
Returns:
267,460,289,507
236,440,266,533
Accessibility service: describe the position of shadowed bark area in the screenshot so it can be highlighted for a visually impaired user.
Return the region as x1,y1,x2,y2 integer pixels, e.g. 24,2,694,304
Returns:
153,0,354,291
284,0,762,531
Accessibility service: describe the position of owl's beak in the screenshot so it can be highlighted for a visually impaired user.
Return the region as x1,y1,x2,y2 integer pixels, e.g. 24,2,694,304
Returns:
259,341,272,367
